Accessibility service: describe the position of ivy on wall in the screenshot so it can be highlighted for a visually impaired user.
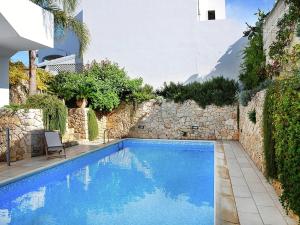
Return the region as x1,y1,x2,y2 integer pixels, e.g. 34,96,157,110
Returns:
268,0,300,76
263,74,300,216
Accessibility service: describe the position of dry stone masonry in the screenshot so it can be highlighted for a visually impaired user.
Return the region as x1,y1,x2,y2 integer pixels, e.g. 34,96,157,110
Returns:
0,109,44,161
239,90,266,173
107,100,239,140
68,108,89,141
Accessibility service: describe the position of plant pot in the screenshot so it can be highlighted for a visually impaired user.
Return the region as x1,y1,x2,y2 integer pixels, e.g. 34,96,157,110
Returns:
76,98,88,108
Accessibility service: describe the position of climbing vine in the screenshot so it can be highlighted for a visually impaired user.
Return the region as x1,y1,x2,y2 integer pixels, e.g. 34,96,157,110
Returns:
268,0,300,76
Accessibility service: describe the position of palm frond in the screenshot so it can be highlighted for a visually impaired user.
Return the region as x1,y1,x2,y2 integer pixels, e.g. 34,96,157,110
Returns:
31,0,90,55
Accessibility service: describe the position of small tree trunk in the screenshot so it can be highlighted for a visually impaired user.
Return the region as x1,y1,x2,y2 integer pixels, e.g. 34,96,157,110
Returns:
29,50,37,95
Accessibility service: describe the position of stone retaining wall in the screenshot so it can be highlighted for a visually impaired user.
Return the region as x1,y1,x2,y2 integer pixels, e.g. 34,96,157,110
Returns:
68,108,89,140
239,90,266,173
0,109,44,161
107,100,239,140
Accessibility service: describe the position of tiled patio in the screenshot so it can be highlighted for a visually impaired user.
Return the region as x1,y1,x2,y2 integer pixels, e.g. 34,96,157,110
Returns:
222,141,297,225
0,140,297,225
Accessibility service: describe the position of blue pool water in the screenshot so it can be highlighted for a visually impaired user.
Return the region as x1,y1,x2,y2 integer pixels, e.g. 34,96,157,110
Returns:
0,139,214,225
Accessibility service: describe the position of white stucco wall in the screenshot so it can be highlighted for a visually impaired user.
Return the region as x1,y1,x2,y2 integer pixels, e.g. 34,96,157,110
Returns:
198,0,226,21
38,0,243,87
0,57,10,107
263,0,289,63
82,0,243,87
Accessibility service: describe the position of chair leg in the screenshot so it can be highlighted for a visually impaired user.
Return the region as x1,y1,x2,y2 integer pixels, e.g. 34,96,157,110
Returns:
46,148,48,160
63,147,67,159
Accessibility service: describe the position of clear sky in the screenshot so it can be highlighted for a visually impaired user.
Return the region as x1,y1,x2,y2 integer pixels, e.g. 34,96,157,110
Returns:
11,0,275,66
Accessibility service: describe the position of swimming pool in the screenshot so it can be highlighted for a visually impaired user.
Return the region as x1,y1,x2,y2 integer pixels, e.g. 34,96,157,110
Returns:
0,139,215,225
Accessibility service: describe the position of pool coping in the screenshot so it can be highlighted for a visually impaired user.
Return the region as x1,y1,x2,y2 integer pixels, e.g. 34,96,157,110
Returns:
0,139,122,187
0,138,231,225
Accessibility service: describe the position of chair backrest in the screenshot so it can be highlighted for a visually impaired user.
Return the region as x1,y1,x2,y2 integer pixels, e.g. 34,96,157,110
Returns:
45,131,63,148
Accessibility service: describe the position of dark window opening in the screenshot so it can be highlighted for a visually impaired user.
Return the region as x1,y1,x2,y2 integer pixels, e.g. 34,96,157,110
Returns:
208,10,216,20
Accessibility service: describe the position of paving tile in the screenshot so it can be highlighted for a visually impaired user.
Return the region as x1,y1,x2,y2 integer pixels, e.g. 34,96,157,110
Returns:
232,185,252,198
252,193,274,206
230,177,247,187
258,206,288,225
235,197,258,213
238,212,264,225
248,183,267,193
236,156,248,164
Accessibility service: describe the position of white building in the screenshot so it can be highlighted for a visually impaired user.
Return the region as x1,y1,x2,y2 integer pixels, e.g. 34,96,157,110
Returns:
38,0,245,87
0,0,54,107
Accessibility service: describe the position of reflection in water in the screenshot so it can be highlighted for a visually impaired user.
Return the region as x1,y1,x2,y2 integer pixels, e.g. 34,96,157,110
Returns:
0,142,214,225
0,210,11,225
84,166,91,191
86,189,213,225
14,187,46,212
99,148,153,179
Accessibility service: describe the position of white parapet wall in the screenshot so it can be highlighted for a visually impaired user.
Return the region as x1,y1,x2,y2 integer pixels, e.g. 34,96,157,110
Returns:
0,57,9,107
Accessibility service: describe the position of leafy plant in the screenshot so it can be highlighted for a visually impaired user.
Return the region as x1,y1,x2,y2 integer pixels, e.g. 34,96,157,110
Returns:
263,85,277,179
9,61,28,86
36,69,54,92
263,74,300,216
272,75,300,216
49,60,154,112
9,61,53,92
239,10,267,90
26,94,67,134
268,0,300,76
87,109,99,141
239,79,273,106
248,109,256,124
158,77,239,108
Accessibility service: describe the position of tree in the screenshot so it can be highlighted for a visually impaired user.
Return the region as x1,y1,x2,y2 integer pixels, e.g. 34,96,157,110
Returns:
28,0,90,95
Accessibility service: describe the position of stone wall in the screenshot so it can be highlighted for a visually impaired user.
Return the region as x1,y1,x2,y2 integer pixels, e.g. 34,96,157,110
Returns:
239,90,266,173
0,109,44,161
107,100,239,140
263,0,289,63
68,108,89,141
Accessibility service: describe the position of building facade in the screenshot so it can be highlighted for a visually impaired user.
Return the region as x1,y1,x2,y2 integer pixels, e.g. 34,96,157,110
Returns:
0,0,54,107
38,0,245,87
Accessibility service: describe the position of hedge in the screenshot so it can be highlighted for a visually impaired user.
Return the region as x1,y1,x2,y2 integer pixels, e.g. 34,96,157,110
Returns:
158,77,239,108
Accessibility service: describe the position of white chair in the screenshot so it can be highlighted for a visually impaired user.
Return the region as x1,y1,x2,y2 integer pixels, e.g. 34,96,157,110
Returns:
44,131,66,159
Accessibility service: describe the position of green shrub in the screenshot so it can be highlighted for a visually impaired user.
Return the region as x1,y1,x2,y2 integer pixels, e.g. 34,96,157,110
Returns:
49,60,154,112
87,109,99,141
263,74,300,215
158,77,239,108
272,75,300,215
239,79,273,106
239,10,267,90
248,109,256,124
239,90,252,106
26,94,67,134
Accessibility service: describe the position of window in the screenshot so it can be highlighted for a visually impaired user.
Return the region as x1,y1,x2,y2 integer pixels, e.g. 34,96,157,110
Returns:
208,10,216,20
